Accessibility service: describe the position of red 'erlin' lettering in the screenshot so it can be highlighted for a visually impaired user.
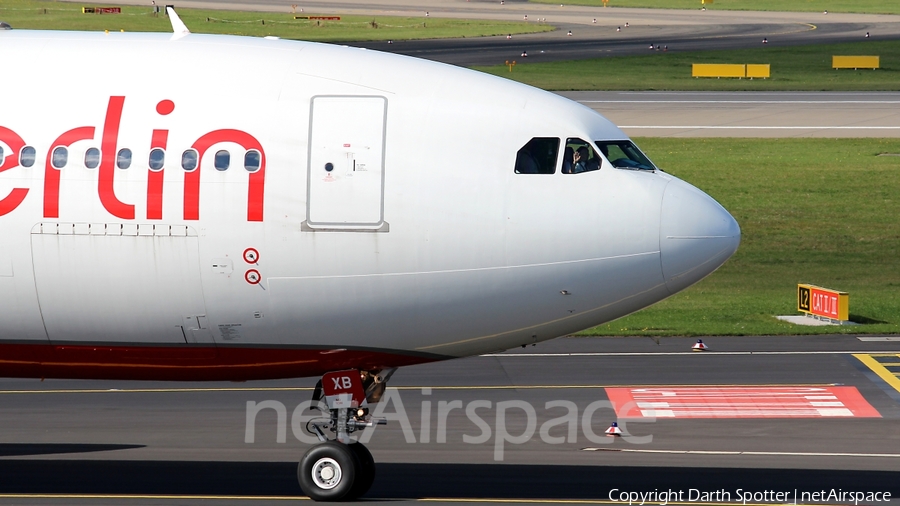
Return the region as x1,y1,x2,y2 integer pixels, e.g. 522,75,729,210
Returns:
43,127,95,218
146,129,168,220
187,130,266,222
0,126,29,216
98,96,134,220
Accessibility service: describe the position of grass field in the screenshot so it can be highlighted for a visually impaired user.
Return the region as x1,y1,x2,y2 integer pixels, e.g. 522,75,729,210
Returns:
530,0,900,16
579,138,900,337
0,0,551,41
475,40,900,91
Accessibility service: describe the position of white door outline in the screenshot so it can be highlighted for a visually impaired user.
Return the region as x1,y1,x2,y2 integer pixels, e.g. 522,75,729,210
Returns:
305,95,388,231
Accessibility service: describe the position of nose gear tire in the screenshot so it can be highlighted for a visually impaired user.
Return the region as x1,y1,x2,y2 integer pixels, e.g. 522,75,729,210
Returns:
298,441,360,501
347,442,376,499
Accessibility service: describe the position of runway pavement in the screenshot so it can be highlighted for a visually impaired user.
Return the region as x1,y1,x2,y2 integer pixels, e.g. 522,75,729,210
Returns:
54,0,900,65
40,0,900,140
1,335,899,504
354,14,897,66
558,91,900,137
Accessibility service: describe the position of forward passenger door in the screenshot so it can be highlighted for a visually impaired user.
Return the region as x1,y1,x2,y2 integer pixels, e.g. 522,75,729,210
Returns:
305,96,387,231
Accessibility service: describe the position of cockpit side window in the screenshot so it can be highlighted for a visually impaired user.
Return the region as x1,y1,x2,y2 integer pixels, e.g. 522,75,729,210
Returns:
562,138,600,174
515,137,559,174
595,140,657,171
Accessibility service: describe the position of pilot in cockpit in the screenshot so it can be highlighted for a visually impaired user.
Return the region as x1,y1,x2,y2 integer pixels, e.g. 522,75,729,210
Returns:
562,147,575,174
563,138,601,174
573,146,590,173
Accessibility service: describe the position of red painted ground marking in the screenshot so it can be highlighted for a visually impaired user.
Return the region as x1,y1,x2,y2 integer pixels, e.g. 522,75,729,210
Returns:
605,386,881,418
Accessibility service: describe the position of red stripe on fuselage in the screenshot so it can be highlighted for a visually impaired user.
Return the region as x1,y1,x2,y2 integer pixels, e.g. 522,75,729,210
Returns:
0,342,440,381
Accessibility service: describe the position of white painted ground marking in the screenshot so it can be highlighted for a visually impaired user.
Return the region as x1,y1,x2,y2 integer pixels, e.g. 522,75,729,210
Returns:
607,386,868,418
607,386,876,418
816,408,854,416
858,336,900,342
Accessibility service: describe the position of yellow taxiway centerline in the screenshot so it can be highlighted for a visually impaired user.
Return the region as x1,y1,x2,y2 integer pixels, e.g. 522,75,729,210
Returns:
0,384,838,395
853,354,900,394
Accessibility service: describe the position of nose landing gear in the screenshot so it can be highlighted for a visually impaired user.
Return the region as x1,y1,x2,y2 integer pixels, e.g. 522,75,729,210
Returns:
298,368,393,501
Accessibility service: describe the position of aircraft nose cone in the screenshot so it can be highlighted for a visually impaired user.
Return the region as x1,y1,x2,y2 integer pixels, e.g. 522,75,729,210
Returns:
660,178,740,294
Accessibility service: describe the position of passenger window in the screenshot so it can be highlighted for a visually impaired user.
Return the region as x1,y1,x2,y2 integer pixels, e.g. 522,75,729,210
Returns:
562,138,600,174
244,150,261,173
214,150,230,171
182,149,198,171
52,147,68,169
595,140,657,171
515,137,559,174
117,148,132,169
84,148,100,169
149,148,165,171
20,146,36,168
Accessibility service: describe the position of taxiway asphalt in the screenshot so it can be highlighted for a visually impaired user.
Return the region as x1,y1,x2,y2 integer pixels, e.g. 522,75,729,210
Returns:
1,335,899,504
56,0,900,66
558,91,900,137
48,0,900,142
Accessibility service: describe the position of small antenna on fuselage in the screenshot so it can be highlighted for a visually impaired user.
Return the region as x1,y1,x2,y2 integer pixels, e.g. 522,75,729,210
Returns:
166,6,190,39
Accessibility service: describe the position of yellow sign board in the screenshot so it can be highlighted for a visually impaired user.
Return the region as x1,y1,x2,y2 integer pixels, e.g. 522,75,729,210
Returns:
692,64,769,79
832,56,879,69
746,64,770,78
798,284,849,321
692,64,745,78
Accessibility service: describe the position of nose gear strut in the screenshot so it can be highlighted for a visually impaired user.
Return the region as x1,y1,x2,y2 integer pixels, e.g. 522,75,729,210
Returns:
298,368,394,501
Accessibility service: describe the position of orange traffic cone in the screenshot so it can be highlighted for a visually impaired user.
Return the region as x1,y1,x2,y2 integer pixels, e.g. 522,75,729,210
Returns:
605,421,622,436
692,339,708,352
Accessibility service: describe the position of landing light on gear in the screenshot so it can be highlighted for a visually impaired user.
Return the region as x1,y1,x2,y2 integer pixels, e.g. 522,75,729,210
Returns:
298,368,394,501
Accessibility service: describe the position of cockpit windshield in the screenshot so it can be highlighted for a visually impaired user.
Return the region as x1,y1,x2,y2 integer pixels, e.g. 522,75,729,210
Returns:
562,138,600,174
595,140,657,171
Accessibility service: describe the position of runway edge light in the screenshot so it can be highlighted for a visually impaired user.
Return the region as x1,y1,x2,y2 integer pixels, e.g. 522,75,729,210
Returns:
692,339,708,352
606,422,622,436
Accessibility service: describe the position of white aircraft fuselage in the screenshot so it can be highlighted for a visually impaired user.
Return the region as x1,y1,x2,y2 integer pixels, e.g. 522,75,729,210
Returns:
0,30,740,382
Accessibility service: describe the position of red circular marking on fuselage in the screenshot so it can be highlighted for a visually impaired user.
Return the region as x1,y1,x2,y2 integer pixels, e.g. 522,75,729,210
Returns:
156,100,175,116
245,269,261,285
243,247,260,264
